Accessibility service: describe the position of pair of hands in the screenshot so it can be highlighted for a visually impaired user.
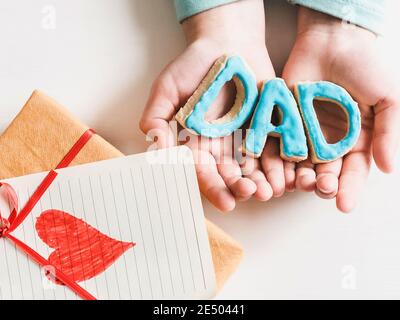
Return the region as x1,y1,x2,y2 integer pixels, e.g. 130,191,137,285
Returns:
140,1,400,213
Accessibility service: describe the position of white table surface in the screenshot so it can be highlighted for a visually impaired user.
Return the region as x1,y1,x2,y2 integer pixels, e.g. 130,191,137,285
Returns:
1,0,399,299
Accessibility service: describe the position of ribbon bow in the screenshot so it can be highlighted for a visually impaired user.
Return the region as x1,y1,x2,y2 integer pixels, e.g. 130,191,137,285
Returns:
0,182,19,237
0,129,96,300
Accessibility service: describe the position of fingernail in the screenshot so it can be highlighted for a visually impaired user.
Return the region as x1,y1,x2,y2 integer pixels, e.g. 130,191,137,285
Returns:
318,185,334,194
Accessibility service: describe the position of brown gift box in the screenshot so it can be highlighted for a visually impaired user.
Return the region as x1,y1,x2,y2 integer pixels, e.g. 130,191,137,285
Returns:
0,90,243,291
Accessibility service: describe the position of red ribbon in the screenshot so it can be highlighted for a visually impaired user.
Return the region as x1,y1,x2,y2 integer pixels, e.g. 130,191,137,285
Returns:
0,129,96,300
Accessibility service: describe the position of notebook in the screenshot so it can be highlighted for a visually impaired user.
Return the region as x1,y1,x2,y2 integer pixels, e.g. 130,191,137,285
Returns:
0,146,216,300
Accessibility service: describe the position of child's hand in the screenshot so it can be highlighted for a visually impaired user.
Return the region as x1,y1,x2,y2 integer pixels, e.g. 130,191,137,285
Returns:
140,0,292,211
283,8,400,212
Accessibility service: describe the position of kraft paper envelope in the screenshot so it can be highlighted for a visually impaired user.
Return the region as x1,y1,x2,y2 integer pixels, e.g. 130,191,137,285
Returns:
0,90,243,290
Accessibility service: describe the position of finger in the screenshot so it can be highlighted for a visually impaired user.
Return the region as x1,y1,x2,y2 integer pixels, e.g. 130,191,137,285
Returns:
140,74,179,148
193,149,236,212
261,138,285,197
247,170,273,201
284,161,296,192
242,157,273,202
216,155,257,201
295,159,316,192
336,151,371,213
373,97,400,173
315,158,343,199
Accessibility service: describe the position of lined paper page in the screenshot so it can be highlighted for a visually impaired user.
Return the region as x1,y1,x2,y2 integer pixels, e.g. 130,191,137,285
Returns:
0,146,216,300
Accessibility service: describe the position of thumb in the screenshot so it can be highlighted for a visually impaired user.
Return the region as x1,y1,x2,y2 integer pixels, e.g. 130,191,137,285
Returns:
373,96,400,173
140,74,179,149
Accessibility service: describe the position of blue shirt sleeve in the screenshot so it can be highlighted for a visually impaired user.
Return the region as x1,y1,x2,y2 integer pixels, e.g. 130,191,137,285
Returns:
174,0,240,22
288,0,386,35
174,0,386,35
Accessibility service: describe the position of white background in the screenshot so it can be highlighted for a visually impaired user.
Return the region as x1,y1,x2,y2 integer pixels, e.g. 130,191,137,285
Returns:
0,0,399,299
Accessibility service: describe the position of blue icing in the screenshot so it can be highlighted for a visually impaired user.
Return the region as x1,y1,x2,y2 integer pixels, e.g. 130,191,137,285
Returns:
297,81,361,162
245,78,308,158
185,56,258,138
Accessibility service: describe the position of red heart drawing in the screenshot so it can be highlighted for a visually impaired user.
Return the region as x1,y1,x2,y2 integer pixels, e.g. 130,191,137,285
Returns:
35,209,135,284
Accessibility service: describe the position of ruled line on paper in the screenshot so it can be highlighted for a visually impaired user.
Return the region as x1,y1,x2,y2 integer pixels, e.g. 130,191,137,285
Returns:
48,186,68,299
109,173,133,299
129,167,153,299
37,193,57,300
183,164,207,290
97,174,122,299
70,179,100,298
1,230,13,299
172,164,196,291
150,165,174,296
65,180,89,296
140,166,165,297
20,192,35,299
57,182,78,300
119,170,143,299
14,190,25,300
65,180,87,290
161,164,185,294
26,187,45,300
85,176,111,299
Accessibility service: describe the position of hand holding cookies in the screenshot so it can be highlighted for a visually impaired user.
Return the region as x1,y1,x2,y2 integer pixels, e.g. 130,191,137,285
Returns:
176,54,361,164
142,2,399,213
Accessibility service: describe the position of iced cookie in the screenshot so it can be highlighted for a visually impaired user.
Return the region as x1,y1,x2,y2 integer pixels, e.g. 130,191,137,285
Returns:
294,81,361,164
175,54,258,138
244,78,308,161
